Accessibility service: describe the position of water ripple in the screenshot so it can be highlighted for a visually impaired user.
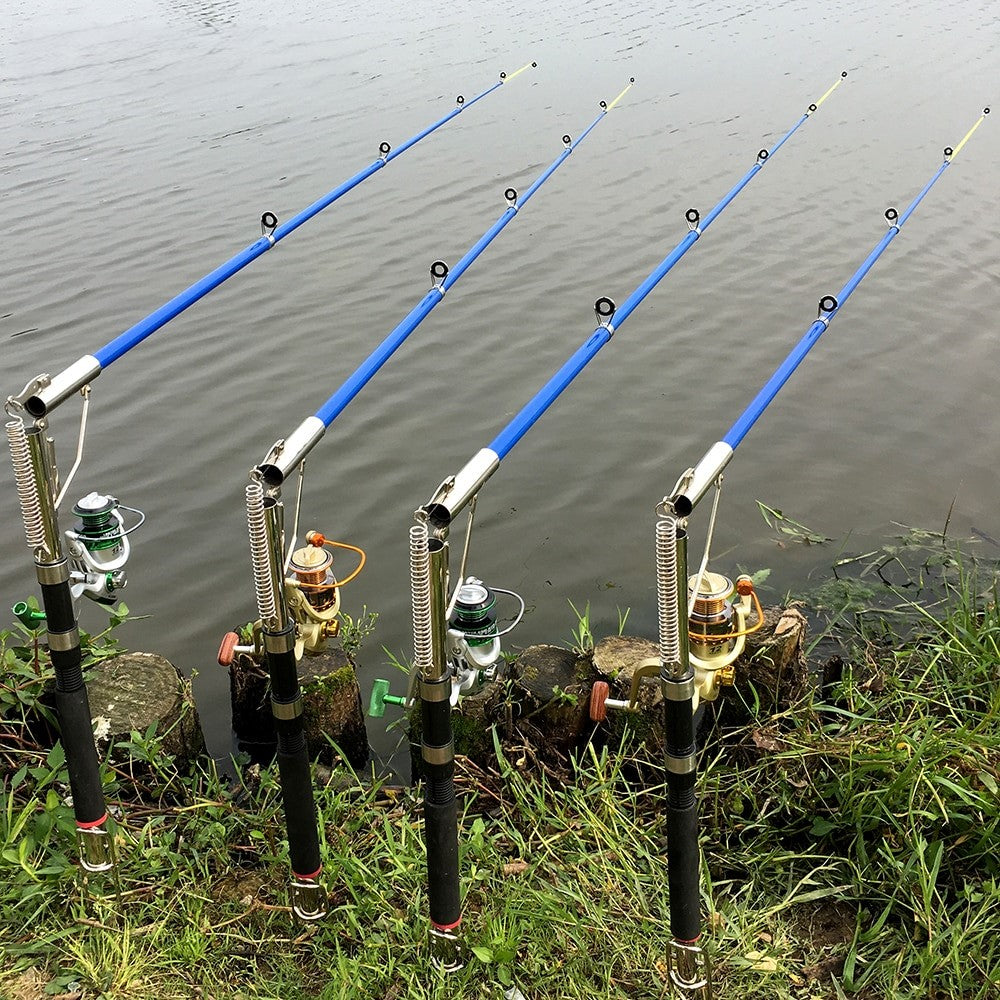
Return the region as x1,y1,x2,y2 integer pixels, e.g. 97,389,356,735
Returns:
2,0,998,755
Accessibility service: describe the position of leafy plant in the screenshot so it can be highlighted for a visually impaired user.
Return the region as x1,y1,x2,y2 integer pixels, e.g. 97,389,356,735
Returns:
566,599,594,654
756,500,830,545
548,685,578,707
338,605,379,658
616,605,631,635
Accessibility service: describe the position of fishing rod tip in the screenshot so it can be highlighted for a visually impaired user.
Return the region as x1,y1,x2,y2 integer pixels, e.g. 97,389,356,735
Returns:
841,70,848,78
984,107,991,115
532,61,538,68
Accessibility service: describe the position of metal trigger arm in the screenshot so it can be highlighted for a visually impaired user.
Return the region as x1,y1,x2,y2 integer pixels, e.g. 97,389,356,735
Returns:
54,385,92,508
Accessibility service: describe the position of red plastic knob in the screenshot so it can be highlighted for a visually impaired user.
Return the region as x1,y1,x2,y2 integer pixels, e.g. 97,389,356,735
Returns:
218,631,240,666
589,681,610,722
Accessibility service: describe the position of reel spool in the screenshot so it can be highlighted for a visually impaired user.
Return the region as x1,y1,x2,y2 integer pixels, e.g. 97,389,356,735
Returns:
446,576,508,704
687,571,761,704
688,571,738,656
288,535,340,613
449,579,499,662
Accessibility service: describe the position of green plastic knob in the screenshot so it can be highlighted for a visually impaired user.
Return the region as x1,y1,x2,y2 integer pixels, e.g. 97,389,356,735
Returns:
368,678,406,718
13,602,46,629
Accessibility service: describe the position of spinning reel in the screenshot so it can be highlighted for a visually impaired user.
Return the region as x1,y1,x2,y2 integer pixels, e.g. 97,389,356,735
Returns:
590,570,762,722
369,572,524,717
65,491,145,604
444,575,523,705
218,530,365,666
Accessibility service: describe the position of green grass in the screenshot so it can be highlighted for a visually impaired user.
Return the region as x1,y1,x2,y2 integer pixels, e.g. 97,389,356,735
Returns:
2,536,999,999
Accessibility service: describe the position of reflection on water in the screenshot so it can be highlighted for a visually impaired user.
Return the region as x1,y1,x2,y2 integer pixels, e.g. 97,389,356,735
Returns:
2,0,998,762
163,0,240,30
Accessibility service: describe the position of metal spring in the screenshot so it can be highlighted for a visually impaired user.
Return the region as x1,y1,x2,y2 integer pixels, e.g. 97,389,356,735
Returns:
410,523,433,675
656,516,681,664
6,420,46,549
246,482,277,623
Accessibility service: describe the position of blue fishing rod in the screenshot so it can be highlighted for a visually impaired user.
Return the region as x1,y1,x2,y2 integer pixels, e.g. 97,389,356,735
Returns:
227,80,636,925
369,70,853,975
588,107,988,1000
598,70,846,334
3,65,532,877
670,106,990,517
14,64,536,421
405,319,630,971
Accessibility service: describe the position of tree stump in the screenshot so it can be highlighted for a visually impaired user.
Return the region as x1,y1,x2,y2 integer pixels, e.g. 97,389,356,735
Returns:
591,635,662,751
407,644,593,778
86,652,203,761
229,638,369,768
508,644,593,765
720,605,810,726
432,606,810,774
300,648,369,768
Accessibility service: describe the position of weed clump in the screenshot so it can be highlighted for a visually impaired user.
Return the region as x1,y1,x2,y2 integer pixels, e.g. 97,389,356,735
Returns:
1,528,998,997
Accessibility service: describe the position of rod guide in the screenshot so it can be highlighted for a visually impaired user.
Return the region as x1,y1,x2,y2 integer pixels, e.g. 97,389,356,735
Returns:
594,296,616,324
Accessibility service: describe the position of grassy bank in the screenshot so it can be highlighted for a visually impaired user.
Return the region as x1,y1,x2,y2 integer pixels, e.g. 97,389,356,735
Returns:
2,530,999,999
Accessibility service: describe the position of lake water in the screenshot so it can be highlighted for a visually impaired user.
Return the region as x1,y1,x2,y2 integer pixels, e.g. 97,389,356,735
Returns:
3,0,998,760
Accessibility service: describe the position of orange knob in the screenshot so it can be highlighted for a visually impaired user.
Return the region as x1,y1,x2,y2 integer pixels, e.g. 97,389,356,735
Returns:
589,681,610,722
218,631,240,666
